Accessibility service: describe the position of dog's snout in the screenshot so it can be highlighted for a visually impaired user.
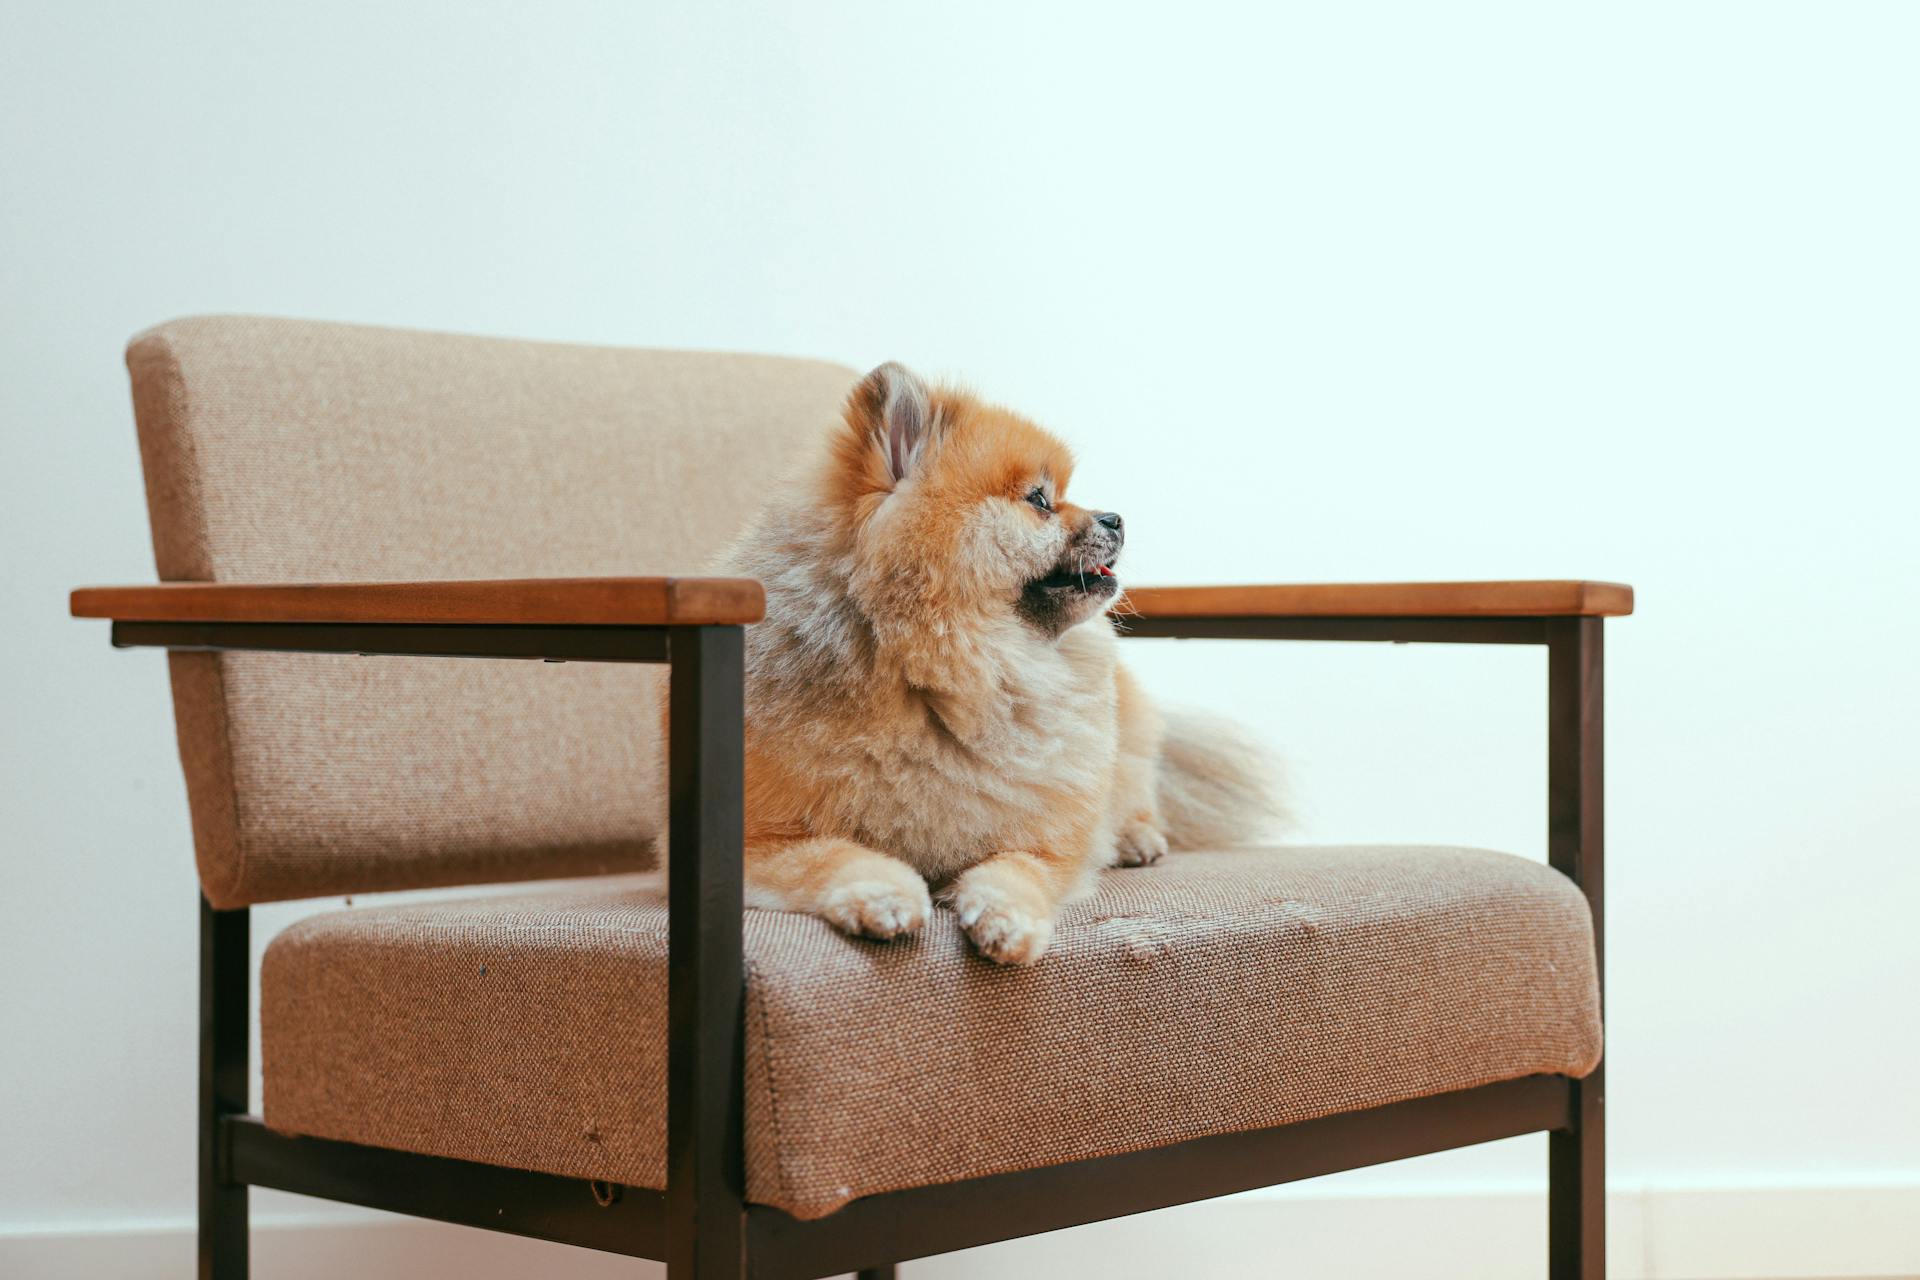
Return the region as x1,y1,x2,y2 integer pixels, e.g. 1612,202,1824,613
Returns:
1095,512,1123,533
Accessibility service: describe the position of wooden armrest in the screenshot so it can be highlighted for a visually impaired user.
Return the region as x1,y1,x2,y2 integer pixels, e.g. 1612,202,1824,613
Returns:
70,576,765,627
1121,580,1633,619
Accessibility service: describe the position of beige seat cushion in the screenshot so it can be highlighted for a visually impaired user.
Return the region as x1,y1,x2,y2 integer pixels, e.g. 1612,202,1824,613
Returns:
261,846,1601,1221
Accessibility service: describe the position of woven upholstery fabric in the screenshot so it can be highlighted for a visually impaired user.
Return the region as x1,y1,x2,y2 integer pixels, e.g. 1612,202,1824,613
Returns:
126,315,858,906
261,846,1602,1220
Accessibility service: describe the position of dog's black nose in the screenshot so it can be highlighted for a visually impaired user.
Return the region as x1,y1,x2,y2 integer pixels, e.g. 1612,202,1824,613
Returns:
1095,512,1123,533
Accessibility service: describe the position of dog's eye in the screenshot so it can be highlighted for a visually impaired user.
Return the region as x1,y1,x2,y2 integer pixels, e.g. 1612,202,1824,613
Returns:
1026,487,1052,513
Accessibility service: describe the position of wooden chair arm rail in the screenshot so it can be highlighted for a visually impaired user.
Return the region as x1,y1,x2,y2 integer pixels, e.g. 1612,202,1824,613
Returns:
1120,580,1632,619
69,576,766,627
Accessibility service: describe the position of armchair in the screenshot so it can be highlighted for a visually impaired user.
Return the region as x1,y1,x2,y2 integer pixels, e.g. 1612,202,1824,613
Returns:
74,316,1628,1279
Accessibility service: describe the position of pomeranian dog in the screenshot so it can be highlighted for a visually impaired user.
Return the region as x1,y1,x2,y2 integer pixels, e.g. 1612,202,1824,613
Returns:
719,362,1282,964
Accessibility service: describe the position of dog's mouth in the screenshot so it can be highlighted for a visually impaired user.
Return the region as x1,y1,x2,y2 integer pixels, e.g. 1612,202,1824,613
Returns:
1017,543,1121,635
1025,555,1119,596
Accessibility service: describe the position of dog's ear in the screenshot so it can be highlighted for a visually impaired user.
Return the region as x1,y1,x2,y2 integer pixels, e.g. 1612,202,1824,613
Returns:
848,362,933,487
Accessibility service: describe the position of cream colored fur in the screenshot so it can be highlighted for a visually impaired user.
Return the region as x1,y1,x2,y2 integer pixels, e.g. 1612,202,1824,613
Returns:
709,363,1283,964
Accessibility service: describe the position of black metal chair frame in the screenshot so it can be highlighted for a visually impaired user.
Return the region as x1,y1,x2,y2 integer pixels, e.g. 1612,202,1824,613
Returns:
107,610,1606,1279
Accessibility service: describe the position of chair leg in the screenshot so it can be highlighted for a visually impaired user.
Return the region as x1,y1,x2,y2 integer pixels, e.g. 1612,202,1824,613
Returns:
1547,619,1605,1278
665,627,749,1279
200,897,249,1278
1549,1068,1605,1278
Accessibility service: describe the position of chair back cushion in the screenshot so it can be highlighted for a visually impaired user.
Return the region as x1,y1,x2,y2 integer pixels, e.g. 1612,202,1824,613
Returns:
129,315,856,906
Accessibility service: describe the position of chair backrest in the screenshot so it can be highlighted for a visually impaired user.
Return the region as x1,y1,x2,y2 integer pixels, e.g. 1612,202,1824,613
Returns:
129,315,857,907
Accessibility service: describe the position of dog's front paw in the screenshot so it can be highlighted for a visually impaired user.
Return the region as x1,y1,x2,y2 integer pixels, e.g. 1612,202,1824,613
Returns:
948,879,1054,966
1112,815,1169,867
819,872,931,941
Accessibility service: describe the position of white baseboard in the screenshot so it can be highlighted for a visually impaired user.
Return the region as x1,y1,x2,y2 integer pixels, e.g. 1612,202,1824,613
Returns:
4,1182,1916,1279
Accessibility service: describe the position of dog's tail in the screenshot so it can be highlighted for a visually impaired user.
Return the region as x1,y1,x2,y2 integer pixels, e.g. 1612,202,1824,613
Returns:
1156,708,1292,850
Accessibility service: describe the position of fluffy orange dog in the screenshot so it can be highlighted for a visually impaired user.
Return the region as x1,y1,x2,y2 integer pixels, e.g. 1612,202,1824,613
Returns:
720,363,1280,964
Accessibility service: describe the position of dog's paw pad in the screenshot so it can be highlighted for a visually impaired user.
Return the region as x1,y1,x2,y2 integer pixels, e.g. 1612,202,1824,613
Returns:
821,877,930,941
950,884,1053,965
1113,818,1169,867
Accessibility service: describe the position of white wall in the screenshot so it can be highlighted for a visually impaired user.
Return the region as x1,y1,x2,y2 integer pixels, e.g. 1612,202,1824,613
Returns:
4,2,1917,1275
